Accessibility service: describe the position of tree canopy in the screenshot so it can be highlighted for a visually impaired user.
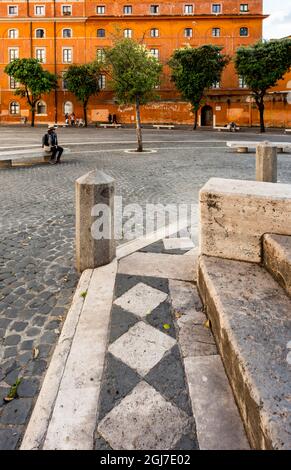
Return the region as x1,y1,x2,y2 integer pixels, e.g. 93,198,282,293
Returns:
5,58,57,127
235,39,291,132
169,45,229,129
104,38,162,151
63,62,103,126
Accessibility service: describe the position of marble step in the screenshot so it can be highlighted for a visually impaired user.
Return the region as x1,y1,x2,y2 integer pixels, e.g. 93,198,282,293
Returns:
263,234,291,297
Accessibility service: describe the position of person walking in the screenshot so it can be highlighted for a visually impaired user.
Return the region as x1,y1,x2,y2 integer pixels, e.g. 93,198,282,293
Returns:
65,113,69,127
42,125,64,164
70,112,76,126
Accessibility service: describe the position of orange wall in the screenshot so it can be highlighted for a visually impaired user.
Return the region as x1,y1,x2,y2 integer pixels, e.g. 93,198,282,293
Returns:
0,1,289,127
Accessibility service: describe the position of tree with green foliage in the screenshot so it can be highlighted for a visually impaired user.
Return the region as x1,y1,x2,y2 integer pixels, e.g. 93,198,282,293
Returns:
63,62,104,127
235,39,291,133
104,38,162,152
169,45,229,129
5,58,57,127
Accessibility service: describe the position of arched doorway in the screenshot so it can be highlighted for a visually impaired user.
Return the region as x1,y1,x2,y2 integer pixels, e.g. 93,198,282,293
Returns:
201,105,213,126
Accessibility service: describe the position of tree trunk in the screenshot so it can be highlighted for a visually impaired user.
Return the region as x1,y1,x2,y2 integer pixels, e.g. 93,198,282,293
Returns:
135,97,143,152
193,109,198,130
255,96,265,133
31,107,35,127
83,102,88,127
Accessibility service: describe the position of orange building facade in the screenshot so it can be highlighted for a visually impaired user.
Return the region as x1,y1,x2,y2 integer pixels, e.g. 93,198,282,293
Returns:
0,1,290,127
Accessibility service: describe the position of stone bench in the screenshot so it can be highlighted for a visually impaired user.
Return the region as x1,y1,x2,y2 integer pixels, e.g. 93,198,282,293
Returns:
214,125,240,132
285,129,291,134
153,124,175,130
99,123,121,129
227,141,291,154
0,148,70,168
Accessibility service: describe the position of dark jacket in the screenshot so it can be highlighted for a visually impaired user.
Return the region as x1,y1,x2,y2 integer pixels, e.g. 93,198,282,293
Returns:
42,132,58,148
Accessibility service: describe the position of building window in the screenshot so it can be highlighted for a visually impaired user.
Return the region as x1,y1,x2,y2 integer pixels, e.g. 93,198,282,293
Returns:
124,29,132,38
96,5,105,14
9,48,19,62
36,100,46,114
150,28,159,37
36,48,46,63
99,74,106,89
97,48,105,61
62,29,72,38
212,4,221,14
97,29,105,37
239,76,248,88
150,5,159,14
240,27,249,36
8,29,18,38
35,29,45,38
62,72,68,90
212,27,220,37
212,81,220,89
8,6,18,16
63,48,72,63
10,101,20,115
123,5,132,14
184,28,193,38
240,4,249,12
150,48,159,59
9,76,17,89
184,5,193,14
62,5,72,16
35,5,45,16
64,101,73,115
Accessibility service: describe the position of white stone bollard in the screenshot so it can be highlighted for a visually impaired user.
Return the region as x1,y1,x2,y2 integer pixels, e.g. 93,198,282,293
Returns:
75,170,116,273
256,141,277,183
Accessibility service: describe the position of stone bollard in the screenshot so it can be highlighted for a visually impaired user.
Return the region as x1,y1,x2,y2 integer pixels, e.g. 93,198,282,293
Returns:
75,170,116,273
256,141,277,183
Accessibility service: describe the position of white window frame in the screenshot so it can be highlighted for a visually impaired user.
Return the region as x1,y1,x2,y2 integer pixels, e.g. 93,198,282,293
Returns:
240,27,249,37
35,28,45,38
9,76,17,89
62,47,72,63
150,28,159,38
124,29,132,38
62,28,72,38
35,47,46,63
96,5,105,14
239,76,248,88
98,74,106,90
62,5,72,16
150,5,159,14
8,47,19,62
212,27,221,37
184,28,193,38
8,5,18,16
97,28,106,38
212,81,220,89
211,3,222,14
64,101,73,115
184,4,193,15
150,48,159,59
240,4,249,13
10,101,20,115
35,5,45,16
8,29,19,39
97,48,105,61
123,5,132,15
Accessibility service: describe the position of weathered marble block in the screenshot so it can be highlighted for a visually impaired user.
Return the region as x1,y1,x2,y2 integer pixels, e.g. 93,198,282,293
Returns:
199,178,291,263
76,170,115,272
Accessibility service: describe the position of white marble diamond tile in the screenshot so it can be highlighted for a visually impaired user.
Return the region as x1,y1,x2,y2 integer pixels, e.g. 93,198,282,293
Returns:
114,282,168,317
98,381,191,450
108,321,176,376
163,237,195,250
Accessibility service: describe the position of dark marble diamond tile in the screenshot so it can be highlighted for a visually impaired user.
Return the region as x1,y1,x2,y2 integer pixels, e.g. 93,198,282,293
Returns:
174,433,199,450
145,344,192,415
109,305,138,344
145,300,176,339
97,352,141,422
94,432,112,450
114,274,169,299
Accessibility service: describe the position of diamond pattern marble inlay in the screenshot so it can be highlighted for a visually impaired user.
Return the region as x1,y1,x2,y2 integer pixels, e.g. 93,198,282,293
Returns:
108,321,176,376
98,381,192,450
114,282,168,317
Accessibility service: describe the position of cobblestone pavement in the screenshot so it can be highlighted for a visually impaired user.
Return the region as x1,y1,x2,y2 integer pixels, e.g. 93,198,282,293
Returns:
0,126,290,449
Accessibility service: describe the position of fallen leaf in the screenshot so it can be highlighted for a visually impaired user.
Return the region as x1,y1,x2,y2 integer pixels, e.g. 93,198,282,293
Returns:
163,323,171,330
81,290,87,299
204,319,210,329
175,311,183,319
32,347,39,360
4,378,22,402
